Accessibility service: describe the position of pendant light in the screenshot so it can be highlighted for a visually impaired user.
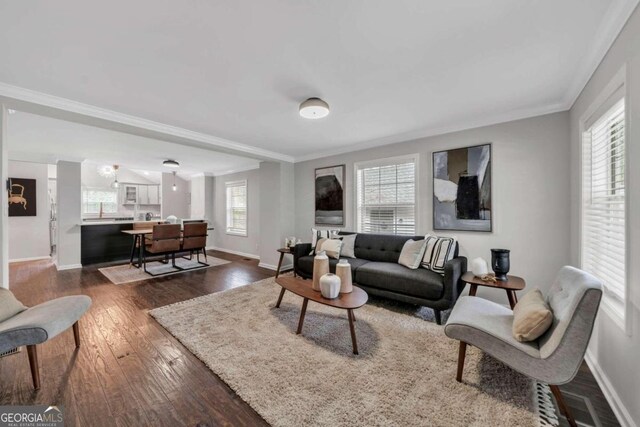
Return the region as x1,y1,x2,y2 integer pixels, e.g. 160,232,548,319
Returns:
111,165,120,189
172,171,177,191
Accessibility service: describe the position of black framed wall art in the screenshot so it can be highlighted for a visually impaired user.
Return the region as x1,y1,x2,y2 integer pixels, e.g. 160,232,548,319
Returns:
314,164,345,226
8,177,37,217
432,144,492,232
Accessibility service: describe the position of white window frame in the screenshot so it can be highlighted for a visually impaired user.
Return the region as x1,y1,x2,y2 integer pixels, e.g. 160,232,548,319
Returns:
353,154,420,235
226,180,248,237
579,65,630,335
81,187,119,216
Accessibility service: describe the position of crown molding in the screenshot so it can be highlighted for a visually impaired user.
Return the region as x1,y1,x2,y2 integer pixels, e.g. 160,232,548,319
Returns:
293,101,567,163
562,0,639,108
0,82,295,163
212,163,261,177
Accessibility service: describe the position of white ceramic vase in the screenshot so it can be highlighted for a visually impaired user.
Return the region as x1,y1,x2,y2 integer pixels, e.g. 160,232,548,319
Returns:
470,257,489,277
312,251,329,291
320,273,341,299
336,259,353,293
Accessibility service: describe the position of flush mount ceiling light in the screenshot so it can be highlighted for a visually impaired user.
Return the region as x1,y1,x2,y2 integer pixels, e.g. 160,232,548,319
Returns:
163,159,180,168
299,98,330,119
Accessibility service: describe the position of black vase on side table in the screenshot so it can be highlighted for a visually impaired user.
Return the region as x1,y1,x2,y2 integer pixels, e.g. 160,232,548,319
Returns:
491,249,510,281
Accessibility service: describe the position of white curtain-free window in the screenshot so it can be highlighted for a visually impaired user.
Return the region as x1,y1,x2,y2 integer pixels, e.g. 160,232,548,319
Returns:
356,157,416,235
82,188,118,214
226,180,248,236
581,97,626,320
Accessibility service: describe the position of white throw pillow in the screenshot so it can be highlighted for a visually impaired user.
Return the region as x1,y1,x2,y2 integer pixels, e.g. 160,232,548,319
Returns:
337,234,356,258
398,239,428,270
319,238,343,259
310,228,339,254
422,234,457,274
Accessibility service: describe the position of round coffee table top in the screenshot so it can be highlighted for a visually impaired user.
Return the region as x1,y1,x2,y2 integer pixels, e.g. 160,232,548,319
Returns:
461,272,525,291
276,276,368,309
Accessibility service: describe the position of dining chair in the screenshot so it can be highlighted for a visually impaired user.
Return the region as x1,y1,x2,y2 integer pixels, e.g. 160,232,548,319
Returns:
181,222,209,266
142,224,182,276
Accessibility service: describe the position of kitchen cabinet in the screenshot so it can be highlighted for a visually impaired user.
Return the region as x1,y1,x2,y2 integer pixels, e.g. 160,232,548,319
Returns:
148,185,160,204
120,184,160,205
138,185,149,204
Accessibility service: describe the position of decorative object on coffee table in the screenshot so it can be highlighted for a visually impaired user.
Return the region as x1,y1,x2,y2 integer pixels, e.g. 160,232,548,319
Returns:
336,259,353,293
470,257,489,277
274,276,368,354
433,143,491,232
461,271,525,309
491,249,510,281
312,251,329,291
320,273,341,299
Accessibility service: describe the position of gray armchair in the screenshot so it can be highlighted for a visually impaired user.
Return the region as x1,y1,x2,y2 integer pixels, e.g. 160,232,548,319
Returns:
444,266,602,427
0,292,92,389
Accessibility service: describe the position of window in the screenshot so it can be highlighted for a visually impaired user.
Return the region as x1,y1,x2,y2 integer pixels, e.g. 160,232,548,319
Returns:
226,180,248,236
82,188,118,214
581,97,626,322
356,156,416,235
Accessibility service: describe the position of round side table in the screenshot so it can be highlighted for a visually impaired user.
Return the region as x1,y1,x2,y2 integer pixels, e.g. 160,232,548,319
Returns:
461,272,525,309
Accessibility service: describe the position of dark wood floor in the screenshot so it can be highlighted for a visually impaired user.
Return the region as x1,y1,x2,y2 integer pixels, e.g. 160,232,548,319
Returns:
0,253,620,427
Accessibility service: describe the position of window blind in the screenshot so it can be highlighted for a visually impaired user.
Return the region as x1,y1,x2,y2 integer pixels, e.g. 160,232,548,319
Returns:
226,180,247,236
356,159,416,235
581,98,626,308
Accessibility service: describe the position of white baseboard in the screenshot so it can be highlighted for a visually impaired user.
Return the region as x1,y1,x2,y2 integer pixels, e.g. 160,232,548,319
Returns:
55,263,83,271
258,262,293,271
9,256,51,263
585,349,636,427
207,246,260,260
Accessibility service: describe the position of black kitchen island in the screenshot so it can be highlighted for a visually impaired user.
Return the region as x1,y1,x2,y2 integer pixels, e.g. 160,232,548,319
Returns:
80,222,137,265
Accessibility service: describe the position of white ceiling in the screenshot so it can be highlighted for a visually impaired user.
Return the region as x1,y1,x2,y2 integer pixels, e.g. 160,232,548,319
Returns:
7,111,260,176
0,0,636,161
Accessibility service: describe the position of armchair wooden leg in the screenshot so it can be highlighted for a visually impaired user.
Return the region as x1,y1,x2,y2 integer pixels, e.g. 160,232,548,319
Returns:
26,345,40,390
550,385,577,427
73,321,81,348
456,341,467,382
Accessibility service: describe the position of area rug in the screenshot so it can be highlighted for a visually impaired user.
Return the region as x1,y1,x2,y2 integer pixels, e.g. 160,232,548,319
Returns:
98,256,230,285
149,276,559,427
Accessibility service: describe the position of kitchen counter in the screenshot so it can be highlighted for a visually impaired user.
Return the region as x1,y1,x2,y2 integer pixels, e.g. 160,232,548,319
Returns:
80,219,162,226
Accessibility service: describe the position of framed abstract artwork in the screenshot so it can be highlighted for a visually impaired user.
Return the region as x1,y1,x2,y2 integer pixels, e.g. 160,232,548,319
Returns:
8,177,37,217
432,144,492,232
315,164,345,226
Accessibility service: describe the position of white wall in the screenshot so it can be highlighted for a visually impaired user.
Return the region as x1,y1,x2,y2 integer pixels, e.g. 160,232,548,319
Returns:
8,161,50,261
0,106,8,288
161,172,190,219
569,4,640,426
56,161,81,269
212,168,261,258
295,112,571,305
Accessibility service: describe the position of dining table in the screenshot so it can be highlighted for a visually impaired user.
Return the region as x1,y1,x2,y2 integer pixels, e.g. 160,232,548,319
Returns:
122,226,214,268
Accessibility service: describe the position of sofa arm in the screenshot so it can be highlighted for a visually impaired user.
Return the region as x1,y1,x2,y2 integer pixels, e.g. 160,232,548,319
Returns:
293,243,312,266
443,256,467,305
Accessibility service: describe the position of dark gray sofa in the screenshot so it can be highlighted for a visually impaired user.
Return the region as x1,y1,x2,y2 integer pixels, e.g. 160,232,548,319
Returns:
293,232,467,324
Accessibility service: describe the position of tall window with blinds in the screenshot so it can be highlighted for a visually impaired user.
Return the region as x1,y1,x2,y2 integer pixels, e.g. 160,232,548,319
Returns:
581,98,626,319
356,158,416,235
226,180,248,236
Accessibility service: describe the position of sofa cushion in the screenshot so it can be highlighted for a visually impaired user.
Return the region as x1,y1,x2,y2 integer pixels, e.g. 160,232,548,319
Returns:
353,233,424,263
297,256,370,278
355,262,444,300
0,288,27,323
398,239,427,269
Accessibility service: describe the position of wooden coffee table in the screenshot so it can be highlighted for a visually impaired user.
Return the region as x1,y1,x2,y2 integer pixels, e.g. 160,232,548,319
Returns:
461,272,526,309
275,276,368,354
